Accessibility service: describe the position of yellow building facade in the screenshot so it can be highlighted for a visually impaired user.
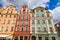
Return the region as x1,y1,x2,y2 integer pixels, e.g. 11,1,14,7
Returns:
0,5,18,40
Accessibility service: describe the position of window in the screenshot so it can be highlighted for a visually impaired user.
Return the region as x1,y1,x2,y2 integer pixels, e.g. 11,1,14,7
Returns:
12,20,15,24
45,37,48,40
32,14,34,17
10,15,11,18
5,15,7,18
49,27,53,33
14,15,16,18
37,27,40,32
48,20,51,24
26,21,28,25
24,36,27,40
20,36,23,40
5,26,8,32
26,16,28,20
41,10,43,12
3,19,6,24
32,27,35,32
0,26,4,32
37,20,40,24
7,20,10,24
38,37,42,40
0,15,1,18
52,37,56,40
16,27,20,31
1,15,3,17
32,20,35,24
22,16,24,20
14,36,18,40
47,14,50,17
26,26,28,32
44,27,47,31
42,20,45,24
36,10,39,12
22,21,24,25
11,26,14,32
37,14,39,17
22,27,24,31
42,14,44,17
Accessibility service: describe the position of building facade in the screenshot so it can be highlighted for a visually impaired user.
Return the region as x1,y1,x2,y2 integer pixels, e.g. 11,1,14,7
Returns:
13,5,30,40
30,7,58,40
55,22,60,40
0,5,59,40
0,5,18,40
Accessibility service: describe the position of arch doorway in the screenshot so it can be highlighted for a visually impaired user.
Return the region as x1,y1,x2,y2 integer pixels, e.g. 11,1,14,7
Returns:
31,36,36,40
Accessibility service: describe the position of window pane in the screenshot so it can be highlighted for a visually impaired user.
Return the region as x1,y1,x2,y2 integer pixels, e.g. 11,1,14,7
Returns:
49,27,53,33
37,20,40,24
32,27,35,32
11,26,14,32
52,37,56,40
5,26,8,32
44,27,47,31
32,14,34,17
37,27,40,32
48,20,51,24
32,20,35,24
7,20,10,24
45,37,48,40
42,20,45,24
47,14,49,17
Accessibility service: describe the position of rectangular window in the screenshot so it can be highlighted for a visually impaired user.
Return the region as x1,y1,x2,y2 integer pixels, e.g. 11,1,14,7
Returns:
12,20,15,24
5,15,7,18
7,20,10,24
10,15,11,18
37,14,39,17
24,36,27,40
26,26,28,32
16,27,20,31
42,20,45,24
42,14,44,17
44,27,47,31
1,15,3,18
52,37,56,40
32,27,35,32
3,20,6,24
49,27,53,33
20,36,23,40
41,10,43,12
14,15,16,18
45,37,48,40
38,37,42,40
0,26,4,32
5,26,8,32
22,16,24,20
11,26,14,32
32,14,34,17
32,20,35,24
37,27,40,32
47,14,50,17
26,16,28,20
48,20,51,24
37,20,40,24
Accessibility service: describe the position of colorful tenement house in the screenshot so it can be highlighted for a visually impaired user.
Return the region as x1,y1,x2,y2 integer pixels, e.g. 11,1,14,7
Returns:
0,4,59,40
30,7,58,40
13,4,30,40
0,5,18,40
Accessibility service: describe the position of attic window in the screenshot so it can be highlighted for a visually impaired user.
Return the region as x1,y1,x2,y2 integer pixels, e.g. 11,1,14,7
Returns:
41,10,43,12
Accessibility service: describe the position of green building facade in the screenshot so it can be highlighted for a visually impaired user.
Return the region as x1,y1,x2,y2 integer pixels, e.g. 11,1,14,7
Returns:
30,7,58,40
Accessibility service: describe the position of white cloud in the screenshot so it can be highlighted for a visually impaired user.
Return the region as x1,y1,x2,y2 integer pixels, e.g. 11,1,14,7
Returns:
52,6,60,24
1,0,49,10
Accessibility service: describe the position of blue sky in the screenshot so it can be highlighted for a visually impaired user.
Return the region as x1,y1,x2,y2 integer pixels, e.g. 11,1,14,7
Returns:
0,0,60,24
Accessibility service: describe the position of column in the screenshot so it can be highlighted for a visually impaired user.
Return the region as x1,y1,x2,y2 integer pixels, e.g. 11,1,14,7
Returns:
18,36,20,40
36,35,38,40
